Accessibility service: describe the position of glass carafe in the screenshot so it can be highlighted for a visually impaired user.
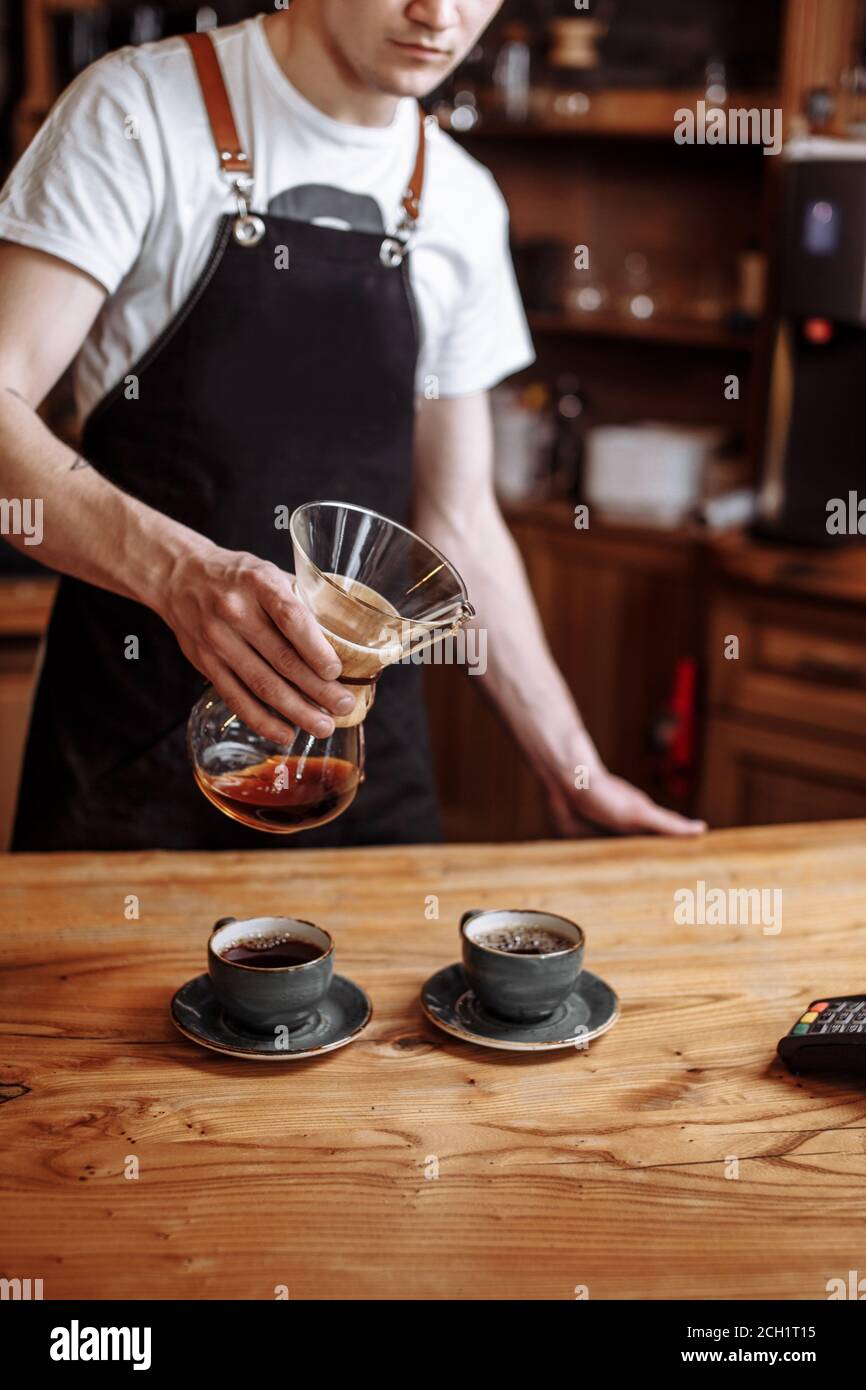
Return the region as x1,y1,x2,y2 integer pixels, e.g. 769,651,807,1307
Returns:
187,501,474,834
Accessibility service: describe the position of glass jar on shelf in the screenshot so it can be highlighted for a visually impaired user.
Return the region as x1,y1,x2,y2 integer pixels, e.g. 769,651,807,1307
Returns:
561,241,610,318
492,22,532,123
615,251,659,323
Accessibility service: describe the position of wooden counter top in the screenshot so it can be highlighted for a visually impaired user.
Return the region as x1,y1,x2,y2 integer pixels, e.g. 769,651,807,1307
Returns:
708,530,866,606
501,504,866,606
2,821,866,1300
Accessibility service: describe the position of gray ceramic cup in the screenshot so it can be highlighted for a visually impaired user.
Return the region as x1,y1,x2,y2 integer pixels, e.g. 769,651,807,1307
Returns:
208,915,334,1034
461,908,585,1023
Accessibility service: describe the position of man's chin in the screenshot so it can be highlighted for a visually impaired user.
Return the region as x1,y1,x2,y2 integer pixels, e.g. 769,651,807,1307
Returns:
374,61,454,100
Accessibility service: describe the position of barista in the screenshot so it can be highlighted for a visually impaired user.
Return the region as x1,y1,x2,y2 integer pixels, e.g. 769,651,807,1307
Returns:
0,1,705,849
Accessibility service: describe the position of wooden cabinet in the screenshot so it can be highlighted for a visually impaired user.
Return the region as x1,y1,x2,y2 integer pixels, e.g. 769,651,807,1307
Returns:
707,592,866,741
428,519,866,842
701,542,866,827
701,715,866,825
426,507,702,841
0,579,55,849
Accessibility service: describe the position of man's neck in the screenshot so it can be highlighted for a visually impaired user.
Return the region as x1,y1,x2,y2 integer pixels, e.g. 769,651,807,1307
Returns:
263,11,400,128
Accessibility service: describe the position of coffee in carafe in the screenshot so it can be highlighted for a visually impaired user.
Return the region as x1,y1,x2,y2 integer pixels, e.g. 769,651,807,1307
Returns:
194,753,360,833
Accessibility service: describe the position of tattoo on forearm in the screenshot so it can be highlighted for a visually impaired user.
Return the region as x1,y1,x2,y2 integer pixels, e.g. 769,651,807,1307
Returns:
4,385,93,473
4,386,93,473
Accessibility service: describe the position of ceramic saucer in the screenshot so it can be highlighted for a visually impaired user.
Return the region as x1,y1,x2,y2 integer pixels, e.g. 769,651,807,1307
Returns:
171,972,372,1061
420,963,618,1052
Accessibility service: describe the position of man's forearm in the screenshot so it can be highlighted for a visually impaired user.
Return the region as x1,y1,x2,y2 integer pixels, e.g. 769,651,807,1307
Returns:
0,387,207,613
412,391,705,838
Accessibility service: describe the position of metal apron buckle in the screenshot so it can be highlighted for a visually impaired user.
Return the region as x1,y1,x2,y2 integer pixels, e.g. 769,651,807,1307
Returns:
379,185,421,268
379,236,409,268
226,173,265,248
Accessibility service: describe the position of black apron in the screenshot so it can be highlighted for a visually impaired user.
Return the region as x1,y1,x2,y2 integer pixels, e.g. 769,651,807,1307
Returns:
12,31,440,852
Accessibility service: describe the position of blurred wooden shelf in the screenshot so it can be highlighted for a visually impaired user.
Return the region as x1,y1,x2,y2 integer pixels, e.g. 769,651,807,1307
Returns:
500,497,705,545
0,575,56,637
42,0,104,10
450,88,779,142
528,310,755,351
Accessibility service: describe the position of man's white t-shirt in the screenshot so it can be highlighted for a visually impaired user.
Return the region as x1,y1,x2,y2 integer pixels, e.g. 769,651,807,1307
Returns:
0,15,535,427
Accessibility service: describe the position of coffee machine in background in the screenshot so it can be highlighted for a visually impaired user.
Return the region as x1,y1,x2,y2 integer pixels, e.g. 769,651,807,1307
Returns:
758,138,866,545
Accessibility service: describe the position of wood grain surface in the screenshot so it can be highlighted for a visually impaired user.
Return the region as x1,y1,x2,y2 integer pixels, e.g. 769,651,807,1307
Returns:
2,822,866,1300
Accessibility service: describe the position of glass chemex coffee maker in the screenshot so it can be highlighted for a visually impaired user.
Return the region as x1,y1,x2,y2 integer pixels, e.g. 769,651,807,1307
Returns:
187,501,474,833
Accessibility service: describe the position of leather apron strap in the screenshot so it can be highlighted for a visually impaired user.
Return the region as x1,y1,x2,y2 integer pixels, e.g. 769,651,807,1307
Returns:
183,30,427,233
184,30,251,174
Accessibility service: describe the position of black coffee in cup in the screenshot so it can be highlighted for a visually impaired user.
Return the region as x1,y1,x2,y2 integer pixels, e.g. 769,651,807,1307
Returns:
219,934,323,968
480,925,573,956
208,915,335,1032
461,909,585,1023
